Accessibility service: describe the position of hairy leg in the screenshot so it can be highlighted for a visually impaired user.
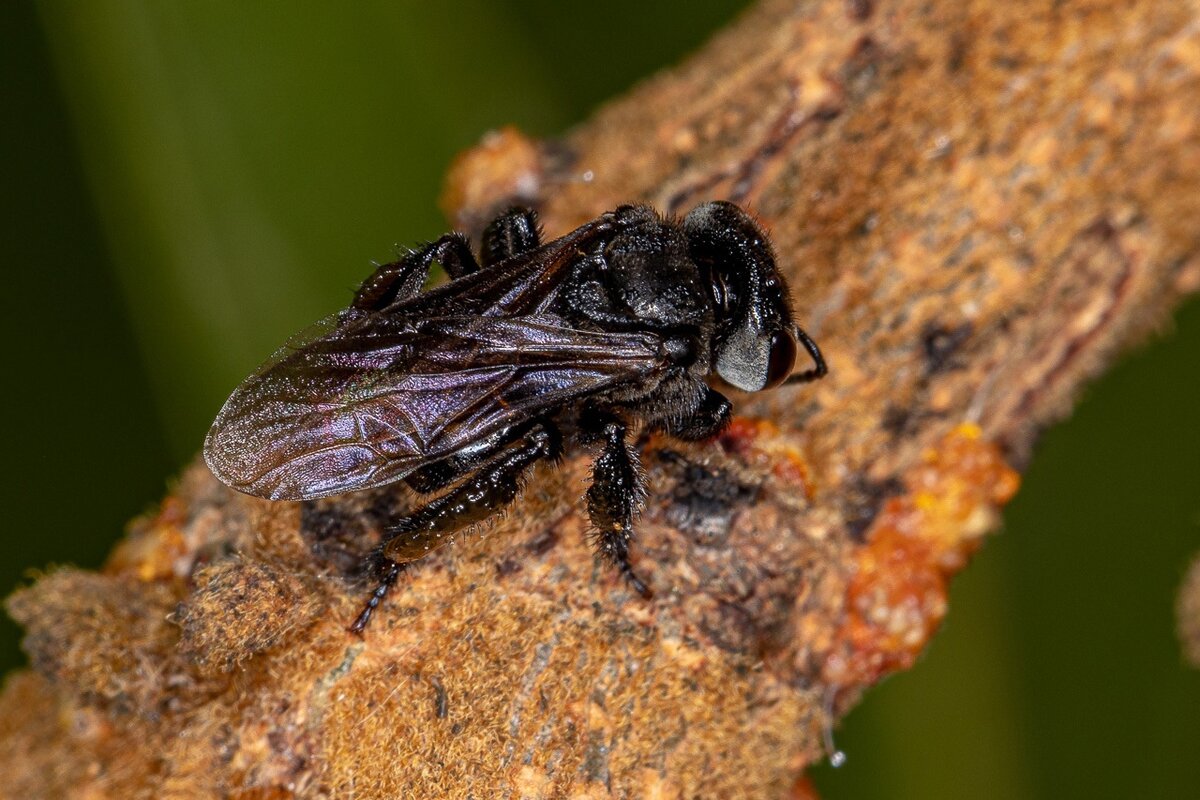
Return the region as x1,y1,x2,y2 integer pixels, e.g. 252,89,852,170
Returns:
349,424,561,633
661,387,732,441
352,233,478,312
403,426,525,495
581,410,652,598
480,207,541,266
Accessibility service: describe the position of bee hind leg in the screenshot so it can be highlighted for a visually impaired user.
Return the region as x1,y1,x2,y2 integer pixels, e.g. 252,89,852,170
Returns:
348,423,561,632
383,424,561,561
481,207,541,267
352,233,479,311
349,557,405,635
403,425,526,494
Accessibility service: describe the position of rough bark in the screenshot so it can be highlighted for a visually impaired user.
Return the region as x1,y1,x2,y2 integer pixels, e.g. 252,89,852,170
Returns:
4,1,1199,798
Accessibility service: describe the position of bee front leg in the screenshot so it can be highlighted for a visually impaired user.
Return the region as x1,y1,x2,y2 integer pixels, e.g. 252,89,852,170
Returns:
480,207,541,267
661,387,732,441
582,412,653,598
352,233,479,312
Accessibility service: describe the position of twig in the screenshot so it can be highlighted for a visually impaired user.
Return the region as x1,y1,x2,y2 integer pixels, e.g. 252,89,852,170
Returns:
3,1,1199,797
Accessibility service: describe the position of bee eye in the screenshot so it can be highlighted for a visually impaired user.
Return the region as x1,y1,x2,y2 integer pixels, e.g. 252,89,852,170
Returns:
764,330,797,388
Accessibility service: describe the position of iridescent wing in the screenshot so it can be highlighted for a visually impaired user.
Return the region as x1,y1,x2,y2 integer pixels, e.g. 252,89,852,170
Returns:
203,313,667,500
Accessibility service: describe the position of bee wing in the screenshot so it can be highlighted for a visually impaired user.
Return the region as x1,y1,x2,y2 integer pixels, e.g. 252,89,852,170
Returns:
203,313,668,500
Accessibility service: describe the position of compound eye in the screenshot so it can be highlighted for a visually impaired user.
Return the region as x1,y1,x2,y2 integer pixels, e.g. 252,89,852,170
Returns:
764,330,797,389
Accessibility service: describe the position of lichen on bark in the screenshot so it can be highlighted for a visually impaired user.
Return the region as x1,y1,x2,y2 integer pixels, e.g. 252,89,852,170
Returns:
4,0,1200,797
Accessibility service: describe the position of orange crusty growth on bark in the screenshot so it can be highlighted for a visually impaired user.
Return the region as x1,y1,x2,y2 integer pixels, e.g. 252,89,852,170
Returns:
822,424,1020,687
718,416,816,499
439,125,545,233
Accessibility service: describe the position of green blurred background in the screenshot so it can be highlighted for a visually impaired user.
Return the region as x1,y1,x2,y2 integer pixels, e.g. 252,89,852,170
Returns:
2,2,1197,797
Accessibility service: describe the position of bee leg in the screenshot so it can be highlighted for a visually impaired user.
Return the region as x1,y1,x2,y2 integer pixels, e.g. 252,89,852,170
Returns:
349,557,404,635
380,424,562,563
662,387,733,441
582,413,653,598
352,233,478,311
404,426,524,494
403,458,466,495
481,207,541,267
350,427,559,632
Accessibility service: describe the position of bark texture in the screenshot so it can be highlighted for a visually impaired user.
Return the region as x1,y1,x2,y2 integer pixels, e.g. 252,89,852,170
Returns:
4,1,1200,797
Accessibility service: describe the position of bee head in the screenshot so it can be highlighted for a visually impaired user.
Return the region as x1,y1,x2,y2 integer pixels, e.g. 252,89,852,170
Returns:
683,201,800,392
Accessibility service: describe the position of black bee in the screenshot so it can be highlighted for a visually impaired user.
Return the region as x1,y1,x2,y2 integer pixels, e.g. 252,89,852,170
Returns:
204,202,826,632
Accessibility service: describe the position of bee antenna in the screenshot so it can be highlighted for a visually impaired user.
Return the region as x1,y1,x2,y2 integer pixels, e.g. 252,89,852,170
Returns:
785,323,828,385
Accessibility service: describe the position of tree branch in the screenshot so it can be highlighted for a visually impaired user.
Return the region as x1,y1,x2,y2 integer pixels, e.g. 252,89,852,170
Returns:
4,0,1199,797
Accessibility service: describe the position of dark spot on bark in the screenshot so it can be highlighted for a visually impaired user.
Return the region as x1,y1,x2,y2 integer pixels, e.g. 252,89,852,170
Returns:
525,527,560,556
659,451,760,546
854,211,879,237
495,557,522,577
842,36,882,91
921,320,973,374
300,490,407,579
430,675,448,719
698,598,768,655
881,404,913,436
582,730,612,787
881,403,940,437
947,32,969,73
845,0,873,21
843,475,906,542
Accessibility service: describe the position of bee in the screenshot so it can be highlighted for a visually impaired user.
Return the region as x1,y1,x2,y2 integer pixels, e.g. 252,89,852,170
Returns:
204,202,826,632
